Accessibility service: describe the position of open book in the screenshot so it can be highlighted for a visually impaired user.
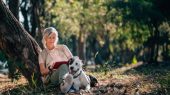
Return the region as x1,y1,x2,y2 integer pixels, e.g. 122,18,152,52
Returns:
52,61,68,69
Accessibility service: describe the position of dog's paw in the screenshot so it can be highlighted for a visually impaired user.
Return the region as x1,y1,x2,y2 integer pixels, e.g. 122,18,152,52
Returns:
65,74,73,84
60,83,72,93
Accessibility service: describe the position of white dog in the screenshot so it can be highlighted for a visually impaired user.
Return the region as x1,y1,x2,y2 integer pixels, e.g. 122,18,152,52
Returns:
60,56,91,93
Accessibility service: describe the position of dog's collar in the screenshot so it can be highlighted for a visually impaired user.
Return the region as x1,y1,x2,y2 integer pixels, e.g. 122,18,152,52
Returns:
73,71,82,79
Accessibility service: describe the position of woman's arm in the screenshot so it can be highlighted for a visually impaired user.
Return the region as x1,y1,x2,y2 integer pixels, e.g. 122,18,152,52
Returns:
38,52,50,76
39,63,50,76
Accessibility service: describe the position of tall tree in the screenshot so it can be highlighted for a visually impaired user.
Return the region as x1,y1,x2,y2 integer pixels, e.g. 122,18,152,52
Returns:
7,0,20,80
20,0,30,32
30,0,42,38
0,0,43,87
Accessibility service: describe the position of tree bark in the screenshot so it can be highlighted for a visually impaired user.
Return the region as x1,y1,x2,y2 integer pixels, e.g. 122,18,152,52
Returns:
0,0,43,88
8,0,20,80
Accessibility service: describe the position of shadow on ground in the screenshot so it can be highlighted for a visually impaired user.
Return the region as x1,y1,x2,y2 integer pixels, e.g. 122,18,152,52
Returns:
1,62,170,95
123,62,170,95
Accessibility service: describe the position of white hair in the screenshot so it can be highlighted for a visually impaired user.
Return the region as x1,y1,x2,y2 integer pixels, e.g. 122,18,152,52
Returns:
42,27,58,48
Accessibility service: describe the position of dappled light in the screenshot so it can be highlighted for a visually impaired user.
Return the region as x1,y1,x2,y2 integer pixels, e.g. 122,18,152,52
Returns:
0,0,170,94
1,62,169,94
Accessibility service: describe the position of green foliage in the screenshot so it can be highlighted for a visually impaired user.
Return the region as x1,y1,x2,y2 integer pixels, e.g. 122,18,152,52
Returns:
42,0,170,65
132,56,137,64
158,73,170,88
95,61,112,75
46,0,107,40
31,73,37,88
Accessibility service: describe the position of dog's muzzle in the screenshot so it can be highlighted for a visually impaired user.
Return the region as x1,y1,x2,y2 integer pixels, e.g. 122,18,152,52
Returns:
69,66,79,75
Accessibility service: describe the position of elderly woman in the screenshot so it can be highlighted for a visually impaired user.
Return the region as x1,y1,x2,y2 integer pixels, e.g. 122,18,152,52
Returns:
39,27,73,87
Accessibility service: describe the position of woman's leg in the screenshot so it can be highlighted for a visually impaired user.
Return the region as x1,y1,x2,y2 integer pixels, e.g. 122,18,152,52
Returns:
49,64,69,86
58,64,69,83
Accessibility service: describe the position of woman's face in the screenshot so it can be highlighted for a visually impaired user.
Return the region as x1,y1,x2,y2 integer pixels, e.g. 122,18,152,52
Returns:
45,32,58,49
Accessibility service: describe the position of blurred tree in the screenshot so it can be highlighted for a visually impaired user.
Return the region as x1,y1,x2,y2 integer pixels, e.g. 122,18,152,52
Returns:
46,0,108,62
33,0,170,65
20,0,30,32
8,0,19,20
44,0,152,65
30,0,43,38
106,0,170,63
158,22,170,61
19,0,45,49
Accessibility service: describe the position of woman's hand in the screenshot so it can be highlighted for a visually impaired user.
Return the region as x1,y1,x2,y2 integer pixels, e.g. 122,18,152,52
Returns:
48,66,53,75
39,63,50,76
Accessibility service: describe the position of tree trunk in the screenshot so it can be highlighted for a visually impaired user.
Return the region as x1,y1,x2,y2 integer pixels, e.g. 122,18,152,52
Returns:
78,28,86,62
0,0,43,88
20,0,30,32
71,35,78,55
8,0,20,80
30,0,40,37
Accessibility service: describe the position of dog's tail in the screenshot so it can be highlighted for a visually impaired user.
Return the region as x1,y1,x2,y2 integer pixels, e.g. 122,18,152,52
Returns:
88,75,98,87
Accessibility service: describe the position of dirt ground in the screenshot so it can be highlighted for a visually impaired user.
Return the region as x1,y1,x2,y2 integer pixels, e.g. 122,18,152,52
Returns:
0,75,27,93
0,62,169,95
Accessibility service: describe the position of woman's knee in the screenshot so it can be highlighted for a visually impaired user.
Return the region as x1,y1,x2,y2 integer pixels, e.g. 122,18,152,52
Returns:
59,64,68,70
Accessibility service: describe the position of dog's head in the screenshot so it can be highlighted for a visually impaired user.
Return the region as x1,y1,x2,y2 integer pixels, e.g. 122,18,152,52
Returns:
68,56,83,75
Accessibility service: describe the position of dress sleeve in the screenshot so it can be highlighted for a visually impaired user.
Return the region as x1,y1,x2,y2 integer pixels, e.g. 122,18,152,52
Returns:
38,51,45,64
62,45,73,59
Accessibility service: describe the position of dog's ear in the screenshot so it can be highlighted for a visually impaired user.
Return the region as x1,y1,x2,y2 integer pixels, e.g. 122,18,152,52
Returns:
68,57,74,64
